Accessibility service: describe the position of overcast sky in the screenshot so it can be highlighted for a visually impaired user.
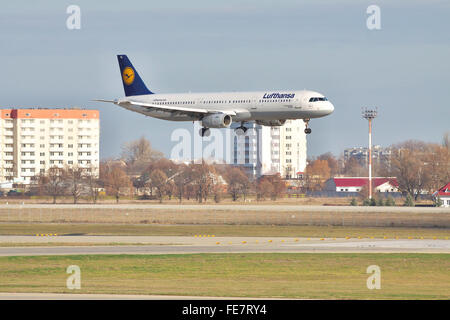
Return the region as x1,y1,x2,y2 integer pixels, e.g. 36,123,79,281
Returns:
0,0,449,160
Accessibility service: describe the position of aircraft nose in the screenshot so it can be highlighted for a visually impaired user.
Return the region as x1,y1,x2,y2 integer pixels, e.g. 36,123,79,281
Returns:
326,101,334,114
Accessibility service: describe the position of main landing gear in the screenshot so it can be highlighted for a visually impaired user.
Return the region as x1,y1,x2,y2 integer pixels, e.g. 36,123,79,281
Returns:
199,127,211,137
303,119,312,134
234,123,248,136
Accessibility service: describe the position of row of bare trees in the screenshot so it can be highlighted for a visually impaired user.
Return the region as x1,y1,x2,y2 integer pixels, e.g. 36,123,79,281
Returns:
384,140,449,199
35,160,286,204
35,133,448,203
302,135,449,197
36,164,134,204
131,159,285,203
37,166,103,204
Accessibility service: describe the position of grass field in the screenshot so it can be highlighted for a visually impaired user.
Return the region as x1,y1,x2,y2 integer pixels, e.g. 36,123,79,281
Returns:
4,196,429,206
1,204,448,228
1,223,449,239
0,253,448,299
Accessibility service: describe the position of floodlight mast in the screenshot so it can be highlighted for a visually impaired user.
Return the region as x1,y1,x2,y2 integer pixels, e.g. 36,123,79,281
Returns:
362,108,378,199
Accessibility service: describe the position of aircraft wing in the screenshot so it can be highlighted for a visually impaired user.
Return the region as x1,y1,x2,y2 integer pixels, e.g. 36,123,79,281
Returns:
94,99,237,116
126,100,213,114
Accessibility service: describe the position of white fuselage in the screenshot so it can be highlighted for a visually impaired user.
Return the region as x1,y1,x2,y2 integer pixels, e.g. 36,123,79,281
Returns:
116,89,334,123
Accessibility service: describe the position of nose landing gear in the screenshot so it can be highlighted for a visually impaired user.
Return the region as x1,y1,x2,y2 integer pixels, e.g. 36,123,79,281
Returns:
303,119,312,134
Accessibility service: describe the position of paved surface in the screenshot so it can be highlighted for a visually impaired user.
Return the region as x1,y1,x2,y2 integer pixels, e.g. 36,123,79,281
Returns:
0,235,449,255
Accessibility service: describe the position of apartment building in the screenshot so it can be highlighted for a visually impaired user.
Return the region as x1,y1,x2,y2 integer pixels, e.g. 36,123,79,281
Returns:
344,145,392,167
231,120,307,178
0,109,99,184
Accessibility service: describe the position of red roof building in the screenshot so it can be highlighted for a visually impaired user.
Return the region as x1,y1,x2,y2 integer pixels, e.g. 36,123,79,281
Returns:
433,182,450,207
326,177,399,193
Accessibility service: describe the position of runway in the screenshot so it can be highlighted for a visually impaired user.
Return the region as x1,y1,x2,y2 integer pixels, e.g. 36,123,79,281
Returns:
0,235,449,255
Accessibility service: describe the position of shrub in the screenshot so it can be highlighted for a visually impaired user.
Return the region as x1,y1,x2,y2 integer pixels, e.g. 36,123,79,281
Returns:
350,198,358,206
434,196,443,207
403,194,415,207
376,198,384,206
385,196,395,206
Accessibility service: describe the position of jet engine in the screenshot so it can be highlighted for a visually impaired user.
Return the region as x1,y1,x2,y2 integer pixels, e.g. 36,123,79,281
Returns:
201,113,232,128
255,119,286,126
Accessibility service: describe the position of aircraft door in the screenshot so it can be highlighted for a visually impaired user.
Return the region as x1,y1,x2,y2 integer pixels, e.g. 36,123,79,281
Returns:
251,98,258,110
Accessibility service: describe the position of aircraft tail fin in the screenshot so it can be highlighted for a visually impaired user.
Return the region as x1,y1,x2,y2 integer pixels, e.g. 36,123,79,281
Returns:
117,55,153,96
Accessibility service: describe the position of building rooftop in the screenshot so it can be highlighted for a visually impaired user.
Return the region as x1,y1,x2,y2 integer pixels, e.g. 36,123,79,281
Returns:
0,108,99,119
436,182,450,196
333,177,398,188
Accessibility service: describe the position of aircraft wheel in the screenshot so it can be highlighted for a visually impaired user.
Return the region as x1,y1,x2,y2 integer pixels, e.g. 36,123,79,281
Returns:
235,127,247,136
199,128,211,137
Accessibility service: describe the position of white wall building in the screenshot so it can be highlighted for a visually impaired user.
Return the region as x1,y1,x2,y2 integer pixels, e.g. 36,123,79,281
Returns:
0,109,100,184
433,182,450,207
231,120,307,178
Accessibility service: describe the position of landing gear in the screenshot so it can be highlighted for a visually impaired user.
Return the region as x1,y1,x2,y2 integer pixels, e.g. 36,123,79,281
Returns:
234,124,248,136
303,119,312,134
199,127,211,137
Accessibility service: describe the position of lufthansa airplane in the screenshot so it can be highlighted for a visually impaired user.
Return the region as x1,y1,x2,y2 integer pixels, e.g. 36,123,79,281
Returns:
96,55,334,136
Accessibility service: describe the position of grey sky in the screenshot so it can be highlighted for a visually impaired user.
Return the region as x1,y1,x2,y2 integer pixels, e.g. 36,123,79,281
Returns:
0,0,449,160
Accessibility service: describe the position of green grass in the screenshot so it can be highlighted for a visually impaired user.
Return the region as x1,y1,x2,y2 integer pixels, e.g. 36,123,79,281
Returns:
0,253,448,299
0,223,449,239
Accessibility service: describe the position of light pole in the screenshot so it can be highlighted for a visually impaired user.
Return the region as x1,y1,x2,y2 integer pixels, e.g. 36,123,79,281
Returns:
362,108,378,199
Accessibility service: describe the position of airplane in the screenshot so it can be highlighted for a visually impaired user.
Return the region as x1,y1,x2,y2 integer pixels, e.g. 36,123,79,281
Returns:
96,55,334,137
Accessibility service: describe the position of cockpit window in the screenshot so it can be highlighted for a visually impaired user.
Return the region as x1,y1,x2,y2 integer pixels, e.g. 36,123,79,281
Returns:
309,97,328,102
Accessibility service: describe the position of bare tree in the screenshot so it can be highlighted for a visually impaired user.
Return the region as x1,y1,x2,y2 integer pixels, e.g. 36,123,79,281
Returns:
388,141,431,200
149,169,168,203
66,166,86,204
190,161,214,203
102,164,132,203
424,143,450,193
121,136,164,174
317,152,339,177
304,159,331,191
442,131,450,150
343,157,366,177
172,164,191,203
224,167,250,201
257,174,285,201
39,167,67,204
257,179,274,201
85,165,102,204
